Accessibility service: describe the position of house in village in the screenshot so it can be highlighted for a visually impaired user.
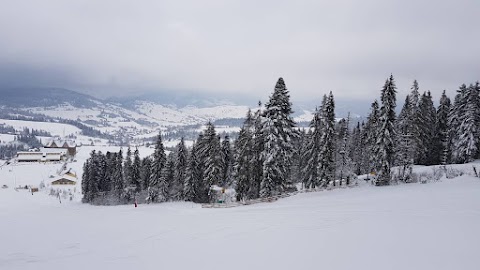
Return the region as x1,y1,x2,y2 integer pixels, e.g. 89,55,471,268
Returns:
44,140,77,157
50,169,78,185
16,148,68,162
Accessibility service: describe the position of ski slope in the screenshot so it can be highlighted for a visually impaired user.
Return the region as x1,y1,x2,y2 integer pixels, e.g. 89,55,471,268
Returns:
1,173,479,270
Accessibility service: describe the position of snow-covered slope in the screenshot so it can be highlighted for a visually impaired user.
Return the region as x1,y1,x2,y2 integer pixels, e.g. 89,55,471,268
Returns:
0,119,81,137
0,164,479,270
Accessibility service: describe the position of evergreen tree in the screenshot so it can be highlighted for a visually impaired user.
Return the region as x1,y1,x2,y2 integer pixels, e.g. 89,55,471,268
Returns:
201,122,222,202
123,147,133,188
131,147,142,191
234,111,254,201
249,106,264,199
87,150,99,202
336,113,352,184
150,132,167,191
302,100,325,189
172,137,188,200
417,91,437,165
220,135,234,187
453,83,479,163
375,75,397,185
184,144,203,202
112,149,124,199
365,100,380,173
448,84,466,163
395,96,414,182
317,92,336,187
159,154,175,201
260,78,297,197
141,156,153,190
81,158,91,203
436,90,451,165
350,122,365,176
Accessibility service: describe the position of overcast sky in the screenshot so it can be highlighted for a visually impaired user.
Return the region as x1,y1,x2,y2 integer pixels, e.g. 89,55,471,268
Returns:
0,0,478,103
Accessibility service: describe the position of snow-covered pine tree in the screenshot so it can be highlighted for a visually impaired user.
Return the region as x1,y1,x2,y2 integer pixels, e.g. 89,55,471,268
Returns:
184,144,199,202
436,90,451,165
200,122,222,202
417,91,437,165
337,113,353,185
81,158,91,203
112,149,124,199
365,100,380,174
159,153,175,202
350,122,365,176
453,83,479,163
249,105,264,199
123,147,133,188
95,151,107,197
317,92,336,187
150,132,167,192
220,135,233,187
131,147,142,191
260,78,297,197
172,137,188,201
394,96,414,182
448,84,466,163
375,75,397,186
260,117,280,197
233,124,253,201
87,150,99,202
102,152,114,193
141,156,152,190
301,101,325,189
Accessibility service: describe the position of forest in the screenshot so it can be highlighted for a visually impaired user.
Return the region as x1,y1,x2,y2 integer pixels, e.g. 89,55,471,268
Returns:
81,76,480,205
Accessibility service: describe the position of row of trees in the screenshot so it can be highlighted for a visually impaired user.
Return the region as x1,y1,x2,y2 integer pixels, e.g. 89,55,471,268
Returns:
348,79,480,184
82,77,480,204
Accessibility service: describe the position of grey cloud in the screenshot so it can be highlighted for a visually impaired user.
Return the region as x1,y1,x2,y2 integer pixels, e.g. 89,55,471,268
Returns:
0,0,478,103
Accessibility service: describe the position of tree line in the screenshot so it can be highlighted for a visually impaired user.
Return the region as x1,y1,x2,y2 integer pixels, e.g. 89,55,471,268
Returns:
82,76,480,205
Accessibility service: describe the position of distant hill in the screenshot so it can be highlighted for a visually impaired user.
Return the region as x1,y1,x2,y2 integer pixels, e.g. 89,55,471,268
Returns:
0,88,98,108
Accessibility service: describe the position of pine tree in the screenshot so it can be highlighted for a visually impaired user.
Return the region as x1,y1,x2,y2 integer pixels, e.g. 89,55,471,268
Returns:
302,99,325,189
318,92,336,187
375,75,397,186
350,122,365,175
220,135,234,187
365,100,380,174
249,106,264,199
417,91,437,165
201,123,222,202
141,156,152,190
131,147,142,191
260,78,297,197
184,144,203,202
395,96,414,182
150,132,167,191
172,137,188,201
233,110,255,201
337,113,352,184
448,84,466,163
453,83,479,163
81,158,91,203
112,149,124,199
123,147,133,188
436,90,451,165
159,154,175,202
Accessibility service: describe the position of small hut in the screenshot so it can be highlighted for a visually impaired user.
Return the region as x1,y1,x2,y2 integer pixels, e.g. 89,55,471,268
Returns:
51,175,77,185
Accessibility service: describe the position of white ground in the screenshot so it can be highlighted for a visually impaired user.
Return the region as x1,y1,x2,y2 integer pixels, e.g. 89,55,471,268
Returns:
1,170,479,270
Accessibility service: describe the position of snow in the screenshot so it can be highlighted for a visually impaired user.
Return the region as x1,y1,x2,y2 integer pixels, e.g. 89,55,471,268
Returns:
0,119,81,137
1,160,479,269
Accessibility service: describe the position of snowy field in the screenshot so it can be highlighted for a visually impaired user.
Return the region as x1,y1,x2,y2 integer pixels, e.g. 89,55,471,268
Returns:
1,173,479,270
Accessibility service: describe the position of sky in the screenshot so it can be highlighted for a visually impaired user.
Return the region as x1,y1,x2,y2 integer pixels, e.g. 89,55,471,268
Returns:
0,0,478,104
